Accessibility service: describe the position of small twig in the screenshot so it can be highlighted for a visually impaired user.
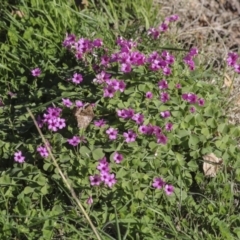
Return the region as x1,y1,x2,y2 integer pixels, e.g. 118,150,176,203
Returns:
27,107,102,240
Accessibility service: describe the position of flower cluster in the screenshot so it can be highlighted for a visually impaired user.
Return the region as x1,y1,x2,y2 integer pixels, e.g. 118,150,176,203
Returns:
152,177,174,195
183,47,198,70
37,106,66,132
227,52,240,74
147,50,174,75
63,34,103,60
117,108,144,125
89,156,117,188
147,14,179,39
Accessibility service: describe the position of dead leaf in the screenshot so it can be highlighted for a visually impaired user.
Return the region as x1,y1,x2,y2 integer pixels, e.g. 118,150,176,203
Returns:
203,153,223,177
234,95,240,106
223,73,233,92
73,103,94,129
11,10,25,18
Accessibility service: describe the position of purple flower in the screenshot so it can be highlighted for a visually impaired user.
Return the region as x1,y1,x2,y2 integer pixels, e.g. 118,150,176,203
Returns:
103,85,116,98
93,38,103,47
165,122,173,132
132,113,144,125
139,125,150,135
175,83,181,89
159,23,168,32
14,151,25,163
189,106,196,113
162,66,171,75
189,47,198,57
31,68,41,77
67,136,81,146
147,27,160,39
121,63,132,73
152,177,165,189
57,118,66,129
62,98,73,108
123,130,137,143
146,91,153,99
182,93,198,104
72,73,83,84
75,100,84,108
94,119,106,127
160,92,170,103
89,175,102,186
37,146,49,158
157,134,168,145
198,98,205,106
106,127,118,140
105,173,117,188
227,52,238,67
164,184,174,195
160,111,171,118
166,14,179,22
234,64,240,74
86,196,93,205
113,152,124,164
158,80,168,89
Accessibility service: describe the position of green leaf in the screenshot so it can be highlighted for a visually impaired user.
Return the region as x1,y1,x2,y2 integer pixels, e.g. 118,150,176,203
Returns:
92,148,104,160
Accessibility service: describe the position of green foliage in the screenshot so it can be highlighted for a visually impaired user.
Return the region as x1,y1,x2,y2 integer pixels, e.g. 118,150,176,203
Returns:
0,0,240,239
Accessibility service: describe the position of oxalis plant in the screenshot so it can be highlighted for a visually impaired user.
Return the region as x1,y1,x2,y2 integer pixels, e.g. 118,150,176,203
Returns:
3,12,240,239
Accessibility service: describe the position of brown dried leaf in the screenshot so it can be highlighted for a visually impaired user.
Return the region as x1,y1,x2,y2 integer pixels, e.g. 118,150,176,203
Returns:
11,10,25,18
203,153,223,177
74,103,94,129
234,95,240,106
223,73,233,91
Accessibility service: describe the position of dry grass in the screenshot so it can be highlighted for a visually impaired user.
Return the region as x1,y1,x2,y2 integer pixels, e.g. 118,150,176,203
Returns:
155,0,240,124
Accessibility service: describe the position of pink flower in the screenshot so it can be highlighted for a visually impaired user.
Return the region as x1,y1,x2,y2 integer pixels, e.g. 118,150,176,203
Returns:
234,64,240,74
113,152,124,164
160,111,171,118
227,52,238,67
158,80,168,89
106,127,118,140
31,68,41,77
105,173,117,188
75,100,84,108
37,146,49,158
198,98,205,106
157,134,168,145
67,136,81,146
14,151,25,163
89,175,102,186
72,73,83,84
121,63,131,73
103,85,116,98
165,122,173,132
86,196,93,205
123,130,137,143
189,106,196,113
132,113,144,125
146,91,153,99
160,92,170,103
62,98,73,108
175,83,181,89
93,38,103,47
189,47,198,57
94,119,106,127
164,184,174,195
152,177,165,189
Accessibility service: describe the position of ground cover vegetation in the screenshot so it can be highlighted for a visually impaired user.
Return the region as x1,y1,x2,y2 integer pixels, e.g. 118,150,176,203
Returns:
1,0,240,239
